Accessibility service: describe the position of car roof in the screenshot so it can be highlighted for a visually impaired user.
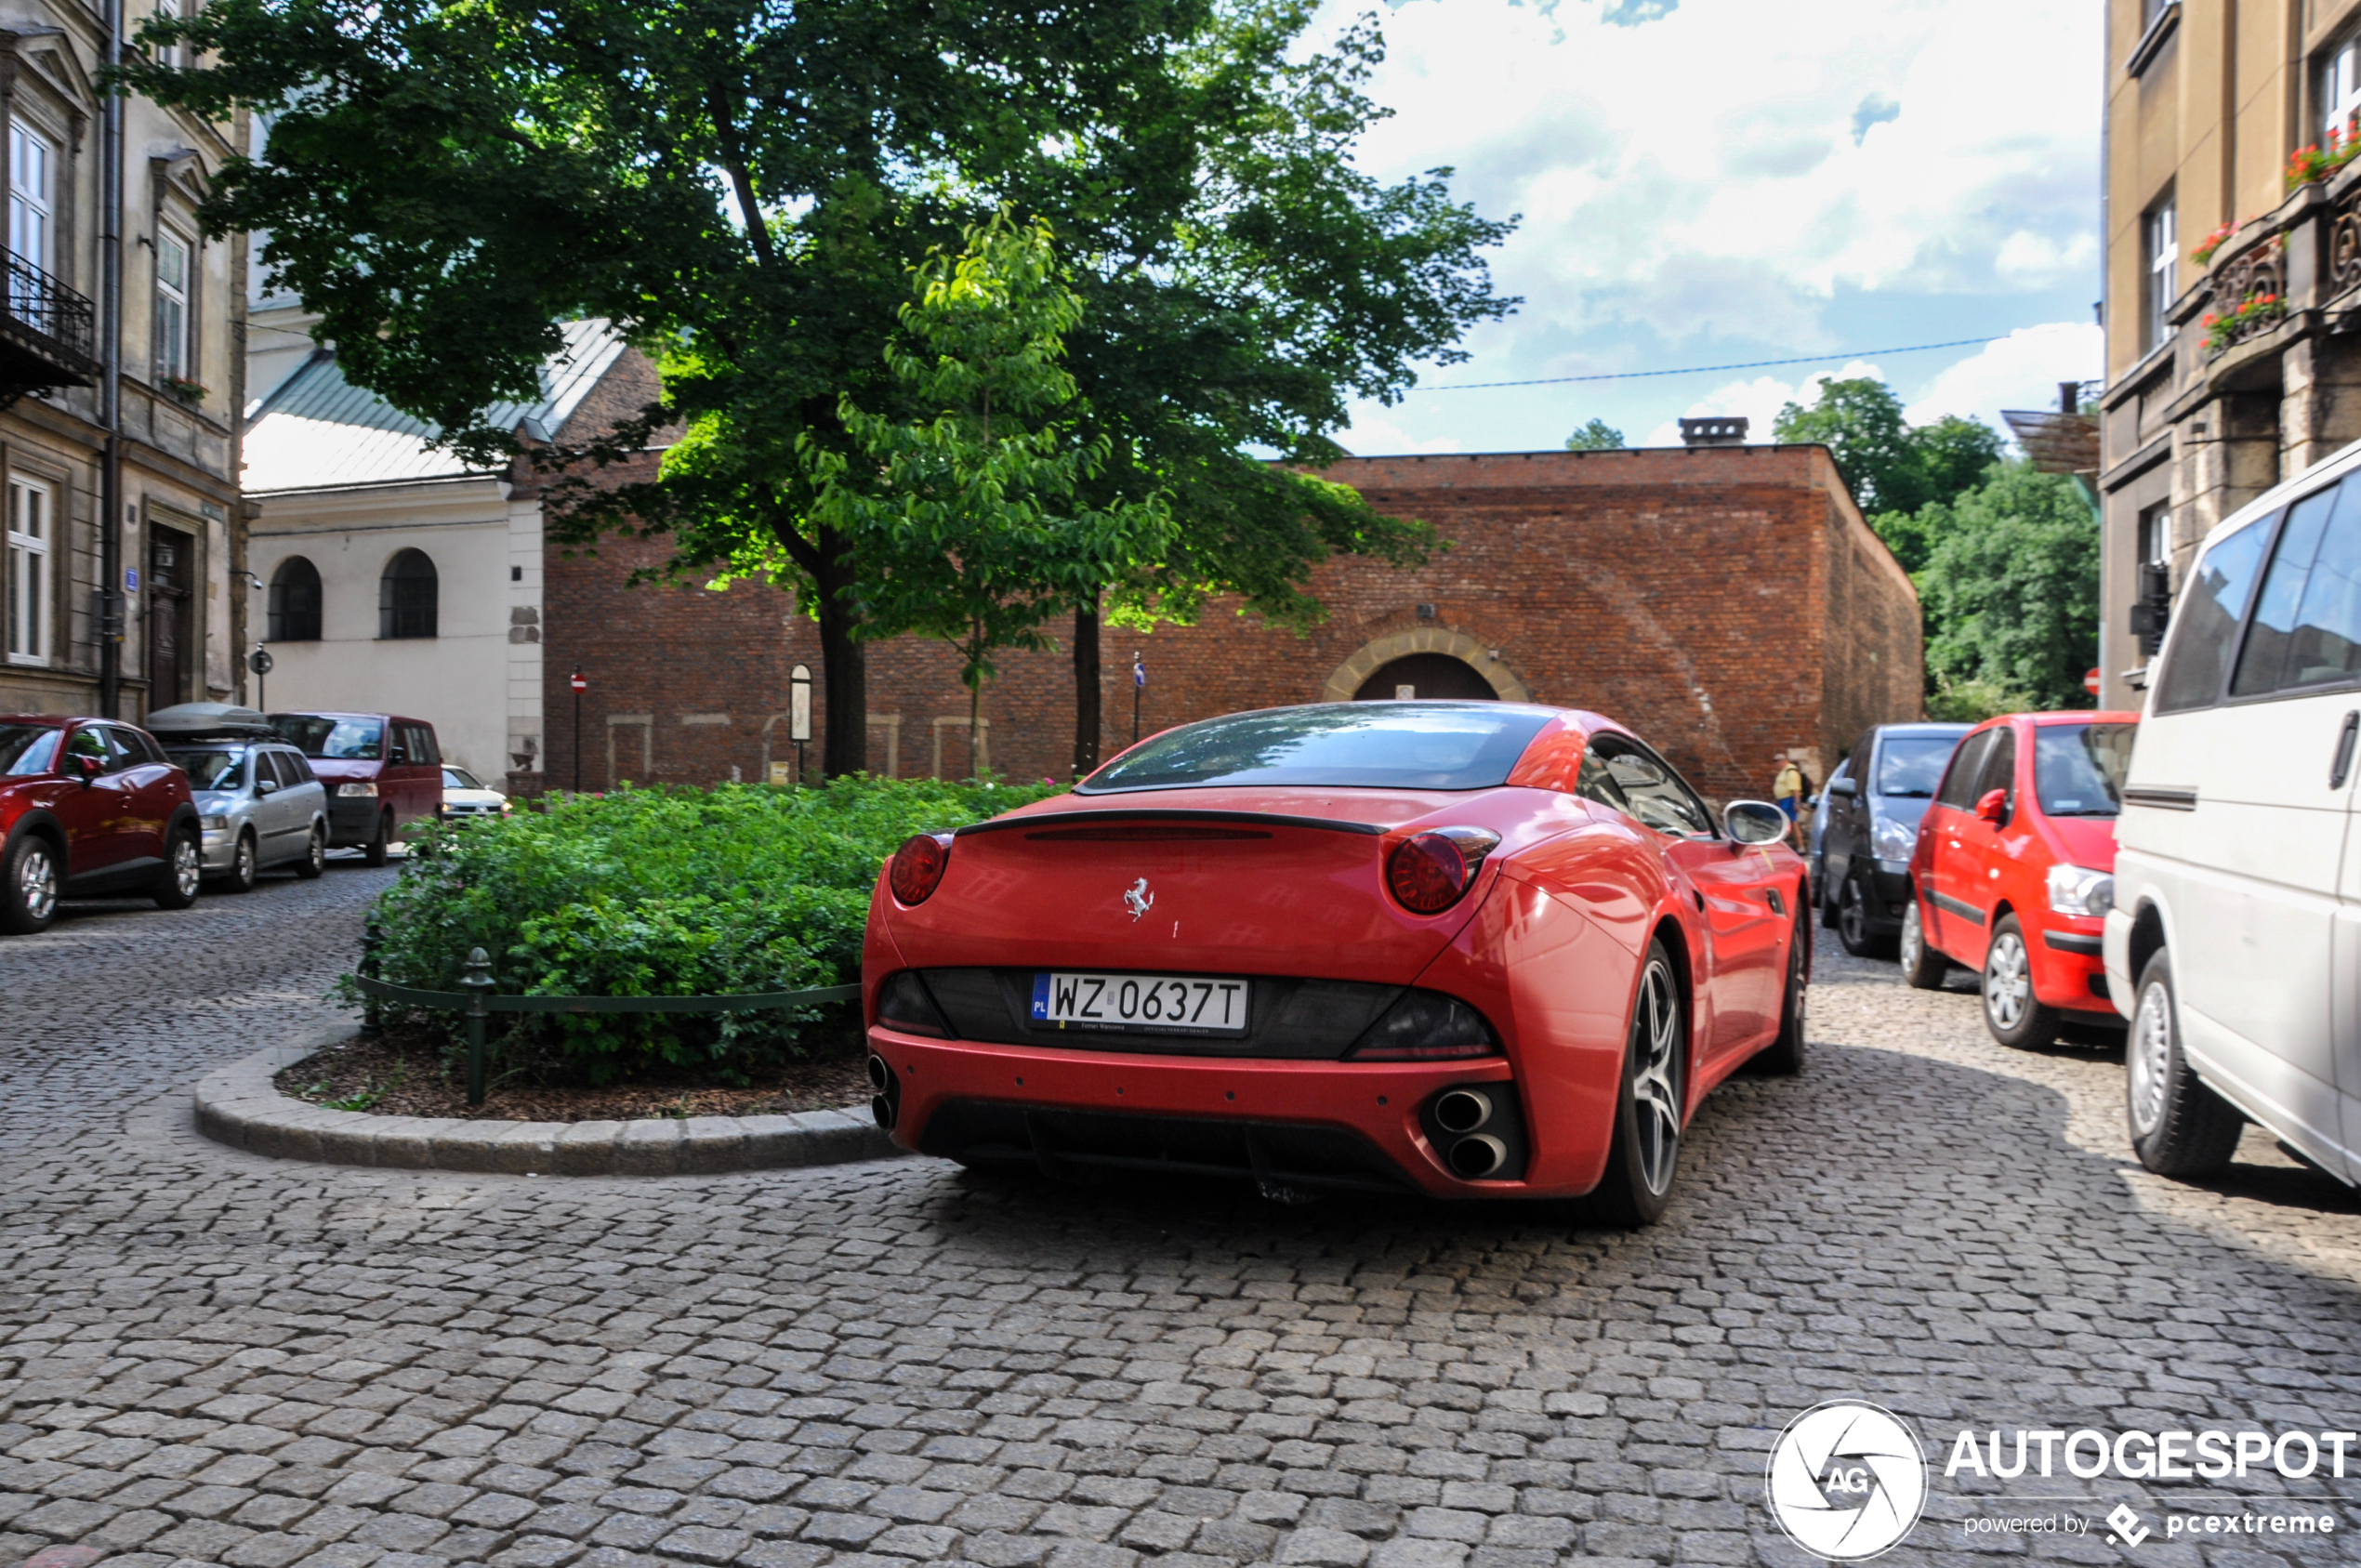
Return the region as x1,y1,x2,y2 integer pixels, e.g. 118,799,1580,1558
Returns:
1872,722,1972,738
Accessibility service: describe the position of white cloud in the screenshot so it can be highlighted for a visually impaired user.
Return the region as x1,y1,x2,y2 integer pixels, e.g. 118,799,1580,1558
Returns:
1339,410,1459,456
1902,322,2102,431
1636,361,1886,447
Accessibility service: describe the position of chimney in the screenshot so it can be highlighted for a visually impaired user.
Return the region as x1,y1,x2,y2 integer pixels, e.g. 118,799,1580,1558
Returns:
2060,381,2079,415
1679,415,1749,448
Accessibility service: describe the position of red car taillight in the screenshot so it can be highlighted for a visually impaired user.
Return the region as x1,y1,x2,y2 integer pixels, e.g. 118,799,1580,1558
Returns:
889,833,953,905
1388,831,1472,915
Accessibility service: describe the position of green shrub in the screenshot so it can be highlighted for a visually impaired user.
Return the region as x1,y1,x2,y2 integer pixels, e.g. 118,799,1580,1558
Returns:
350,775,1060,1083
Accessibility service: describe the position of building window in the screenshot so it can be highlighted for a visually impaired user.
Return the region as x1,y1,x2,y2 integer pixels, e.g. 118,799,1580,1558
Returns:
8,121,51,277
2329,35,2361,145
2138,504,2171,569
7,478,49,665
153,230,191,383
268,555,322,641
379,548,438,639
2144,200,2176,353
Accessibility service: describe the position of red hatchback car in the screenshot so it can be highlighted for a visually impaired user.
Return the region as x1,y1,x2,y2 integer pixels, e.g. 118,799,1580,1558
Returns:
1900,710,2140,1047
0,715,203,932
863,702,1810,1224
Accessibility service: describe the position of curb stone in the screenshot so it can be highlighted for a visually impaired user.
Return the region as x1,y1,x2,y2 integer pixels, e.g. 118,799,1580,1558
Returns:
191,1033,905,1176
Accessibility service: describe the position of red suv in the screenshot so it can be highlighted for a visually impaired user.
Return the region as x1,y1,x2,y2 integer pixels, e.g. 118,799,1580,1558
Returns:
0,716,203,933
270,711,444,864
1901,709,2140,1047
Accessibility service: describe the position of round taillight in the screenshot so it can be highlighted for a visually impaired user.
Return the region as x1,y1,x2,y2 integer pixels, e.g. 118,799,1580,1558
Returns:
1388,832,1471,915
889,833,952,905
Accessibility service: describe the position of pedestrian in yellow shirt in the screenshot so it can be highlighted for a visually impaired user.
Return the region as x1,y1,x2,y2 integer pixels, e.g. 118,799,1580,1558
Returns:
1772,751,1805,848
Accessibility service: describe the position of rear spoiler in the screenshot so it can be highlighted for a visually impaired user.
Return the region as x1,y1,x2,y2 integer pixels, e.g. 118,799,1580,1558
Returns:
955,809,1384,838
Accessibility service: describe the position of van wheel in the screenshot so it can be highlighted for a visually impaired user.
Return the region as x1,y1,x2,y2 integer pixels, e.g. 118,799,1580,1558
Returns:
1589,942,1686,1228
363,811,392,866
1981,916,2057,1048
1836,873,1893,957
152,828,202,910
1,834,60,933
221,831,257,894
295,825,326,879
1899,898,1947,990
2126,950,2244,1177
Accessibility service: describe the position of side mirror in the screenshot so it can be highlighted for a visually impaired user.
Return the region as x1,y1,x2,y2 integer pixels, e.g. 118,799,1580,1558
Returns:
256,777,281,796
1723,799,1790,845
1974,788,2009,824
1828,777,1858,797
72,752,102,784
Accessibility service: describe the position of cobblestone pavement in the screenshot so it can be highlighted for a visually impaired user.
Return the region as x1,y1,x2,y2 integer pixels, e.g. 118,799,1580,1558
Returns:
6,875,2361,1568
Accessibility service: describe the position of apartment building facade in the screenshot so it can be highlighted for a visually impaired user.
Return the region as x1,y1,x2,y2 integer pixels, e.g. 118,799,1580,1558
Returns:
0,9,245,721
2100,0,2361,705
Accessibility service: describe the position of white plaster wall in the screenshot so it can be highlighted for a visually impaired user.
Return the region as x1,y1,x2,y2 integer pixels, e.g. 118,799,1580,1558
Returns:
247,481,521,781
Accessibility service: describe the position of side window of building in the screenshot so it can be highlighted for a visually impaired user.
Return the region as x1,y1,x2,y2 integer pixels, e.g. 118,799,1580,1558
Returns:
380,549,438,639
2143,197,2176,354
1933,731,1996,810
5,476,48,665
2328,34,2361,145
268,556,322,641
153,230,191,385
2153,512,2276,713
2228,475,2361,696
8,120,53,276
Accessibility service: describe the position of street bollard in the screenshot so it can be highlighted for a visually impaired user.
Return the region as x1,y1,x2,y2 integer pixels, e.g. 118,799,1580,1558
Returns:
461,946,495,1107
360,915,384,1037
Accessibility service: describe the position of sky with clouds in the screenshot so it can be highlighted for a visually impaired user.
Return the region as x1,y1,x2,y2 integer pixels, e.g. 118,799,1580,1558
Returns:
1324,0,2103,455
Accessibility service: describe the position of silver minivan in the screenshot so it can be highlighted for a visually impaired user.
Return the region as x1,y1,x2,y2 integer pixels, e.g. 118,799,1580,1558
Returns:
148,705,330,891
2104,440,2361,1187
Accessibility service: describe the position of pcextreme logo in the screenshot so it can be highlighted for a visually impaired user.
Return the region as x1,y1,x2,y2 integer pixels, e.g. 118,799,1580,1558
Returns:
1763,1401,1930,1561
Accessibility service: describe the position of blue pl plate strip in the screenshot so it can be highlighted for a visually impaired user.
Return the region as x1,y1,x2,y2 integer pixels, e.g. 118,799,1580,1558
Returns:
1031,972,1050,1021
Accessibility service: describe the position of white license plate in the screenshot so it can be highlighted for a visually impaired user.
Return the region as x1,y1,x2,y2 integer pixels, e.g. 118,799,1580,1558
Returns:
1031,971,1249,1034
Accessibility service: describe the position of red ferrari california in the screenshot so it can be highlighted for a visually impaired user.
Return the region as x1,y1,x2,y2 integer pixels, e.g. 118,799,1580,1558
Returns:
862,702,1809,1224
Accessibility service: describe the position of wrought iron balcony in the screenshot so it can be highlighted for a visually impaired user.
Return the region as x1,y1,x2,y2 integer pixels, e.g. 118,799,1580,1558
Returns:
0,247,99,403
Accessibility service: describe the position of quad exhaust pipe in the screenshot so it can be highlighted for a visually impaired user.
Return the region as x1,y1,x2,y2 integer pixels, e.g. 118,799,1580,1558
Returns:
1427,1086,1515,1180
868,1053,898,1130
1446,1133,1507,1179
1432,1087,1494,1134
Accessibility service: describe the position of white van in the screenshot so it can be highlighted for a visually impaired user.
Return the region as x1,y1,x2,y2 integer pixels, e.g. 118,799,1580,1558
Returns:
2104,440,2361,1186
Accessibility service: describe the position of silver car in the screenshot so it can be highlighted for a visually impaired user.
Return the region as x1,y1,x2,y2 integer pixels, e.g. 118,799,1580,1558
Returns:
165,738,330,891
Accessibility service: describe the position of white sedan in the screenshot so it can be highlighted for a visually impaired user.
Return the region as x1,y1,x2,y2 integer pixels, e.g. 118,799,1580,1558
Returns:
438,766,510,821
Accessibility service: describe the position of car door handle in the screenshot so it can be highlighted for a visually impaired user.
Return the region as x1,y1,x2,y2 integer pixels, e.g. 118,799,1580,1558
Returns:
2333,711,2360,790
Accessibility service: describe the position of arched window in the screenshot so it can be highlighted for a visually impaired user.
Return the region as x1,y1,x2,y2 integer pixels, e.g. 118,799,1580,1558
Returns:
267,555,322,641
379,548,438,639
1352,653,1498,702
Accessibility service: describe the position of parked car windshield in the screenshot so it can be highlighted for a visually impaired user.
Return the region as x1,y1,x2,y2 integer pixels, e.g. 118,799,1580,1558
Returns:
275,716,383,759
167,746,248,790
1876,734,1959,797
1078,704,1555,793
2035,723,2136,816
443,767,483,790
0,724,61,776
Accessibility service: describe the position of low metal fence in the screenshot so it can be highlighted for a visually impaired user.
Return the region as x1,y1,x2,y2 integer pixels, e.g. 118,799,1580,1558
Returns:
351,942,861,1105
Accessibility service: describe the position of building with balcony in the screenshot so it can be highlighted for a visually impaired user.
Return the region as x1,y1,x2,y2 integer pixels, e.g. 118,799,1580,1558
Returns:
2100,0,2361,705
0,18,246,721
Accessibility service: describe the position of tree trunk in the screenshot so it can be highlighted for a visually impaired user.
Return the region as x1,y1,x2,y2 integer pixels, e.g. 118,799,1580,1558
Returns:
1073,597,1101,778
811,523,867,779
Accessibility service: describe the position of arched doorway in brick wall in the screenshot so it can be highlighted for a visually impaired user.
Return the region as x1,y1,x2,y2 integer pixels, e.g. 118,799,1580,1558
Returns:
1321,630,1530,704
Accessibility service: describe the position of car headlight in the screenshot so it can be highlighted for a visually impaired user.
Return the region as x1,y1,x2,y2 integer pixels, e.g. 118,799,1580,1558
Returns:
1871,814,1919,861
2048,863,2115,917
336,782,377,797
200,814,228,830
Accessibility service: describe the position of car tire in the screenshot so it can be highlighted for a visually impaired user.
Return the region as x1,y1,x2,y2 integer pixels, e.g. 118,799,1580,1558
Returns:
363,810,392,867
1980,915,2057,1049
1899,896,1947,990
295,825,326,879
1,833,61,934
152,827,202,910
1749,910,1808,1075
221,831,257,894
2126,950,2245,1177
1589,940,1686,1228
1836,872,1894,957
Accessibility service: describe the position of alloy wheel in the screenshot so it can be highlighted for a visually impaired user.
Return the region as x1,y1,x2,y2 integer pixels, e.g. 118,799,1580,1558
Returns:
1899,902,1922,969
1630,958,1682,1195
2128,980,2171,1138
1839,878,1866,948
172,837,201,898
235,837,256,884
17,845,57,921
1985,931,2030,1031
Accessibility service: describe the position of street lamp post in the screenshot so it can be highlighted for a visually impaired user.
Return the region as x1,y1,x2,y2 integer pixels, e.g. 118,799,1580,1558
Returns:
247,647,272,711
569,669,587,793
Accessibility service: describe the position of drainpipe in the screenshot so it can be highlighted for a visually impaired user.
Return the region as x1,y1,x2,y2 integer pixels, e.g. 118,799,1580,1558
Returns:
95,0,123,717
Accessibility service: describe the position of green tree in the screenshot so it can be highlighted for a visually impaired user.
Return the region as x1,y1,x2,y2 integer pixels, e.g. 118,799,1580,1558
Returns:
1914,462,2099,710
1772,378,2005,570
1564,418,1625,450
125,0,1513,779
803,217,1173,776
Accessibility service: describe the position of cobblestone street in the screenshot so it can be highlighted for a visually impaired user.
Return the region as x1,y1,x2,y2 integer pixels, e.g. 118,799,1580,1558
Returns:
6,870,2361,1568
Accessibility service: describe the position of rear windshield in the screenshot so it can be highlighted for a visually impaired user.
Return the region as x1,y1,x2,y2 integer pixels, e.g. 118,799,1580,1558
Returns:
0,724,60,775
168,746,248,790
1079,704,1555,793
275,716,383,759
1876,734,1960,797
2035,723,2136,817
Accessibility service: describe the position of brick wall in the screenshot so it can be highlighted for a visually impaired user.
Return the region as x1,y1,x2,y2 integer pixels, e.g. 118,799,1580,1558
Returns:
539,444,1923,805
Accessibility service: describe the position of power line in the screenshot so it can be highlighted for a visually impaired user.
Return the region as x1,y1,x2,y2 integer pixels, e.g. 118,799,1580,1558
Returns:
1419,336,2002,391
